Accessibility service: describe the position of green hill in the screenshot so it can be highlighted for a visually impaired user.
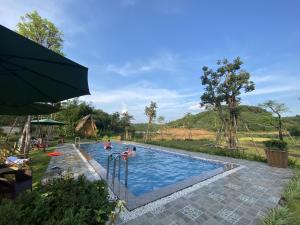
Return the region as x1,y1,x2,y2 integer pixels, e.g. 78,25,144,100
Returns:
131,105,300,134
165,105,300,133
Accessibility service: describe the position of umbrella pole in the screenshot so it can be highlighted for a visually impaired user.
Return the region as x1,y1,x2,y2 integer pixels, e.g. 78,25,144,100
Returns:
24,115,32,157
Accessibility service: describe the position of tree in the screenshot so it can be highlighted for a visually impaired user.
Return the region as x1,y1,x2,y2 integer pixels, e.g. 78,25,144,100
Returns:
157,116,165,140
55,99,93,136
17,11,64,55
183,113,193,139
121,111,134,139
200,57,255,149
259,100,288,140
144,101,158,141
16,11,64,154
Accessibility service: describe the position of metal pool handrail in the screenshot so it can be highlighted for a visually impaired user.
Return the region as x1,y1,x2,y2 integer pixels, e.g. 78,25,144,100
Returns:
106,153,129,191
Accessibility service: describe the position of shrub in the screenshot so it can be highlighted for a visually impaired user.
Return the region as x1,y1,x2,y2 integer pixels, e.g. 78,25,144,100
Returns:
288,126,300,137
263,140,288,151
0,175,115,225
262,207,293,225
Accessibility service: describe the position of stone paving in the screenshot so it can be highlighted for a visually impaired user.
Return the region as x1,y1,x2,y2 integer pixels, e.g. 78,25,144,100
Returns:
43,143,99,182
118,143,293,225
42,143,293,225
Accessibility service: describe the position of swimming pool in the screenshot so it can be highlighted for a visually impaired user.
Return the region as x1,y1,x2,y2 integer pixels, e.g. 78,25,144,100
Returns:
81,142,237,209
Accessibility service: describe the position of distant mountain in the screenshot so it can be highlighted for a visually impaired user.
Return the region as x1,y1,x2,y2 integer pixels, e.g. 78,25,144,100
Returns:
133,105,300,132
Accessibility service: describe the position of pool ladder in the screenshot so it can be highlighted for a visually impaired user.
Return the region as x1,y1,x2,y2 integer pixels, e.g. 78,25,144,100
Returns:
106,153,129,190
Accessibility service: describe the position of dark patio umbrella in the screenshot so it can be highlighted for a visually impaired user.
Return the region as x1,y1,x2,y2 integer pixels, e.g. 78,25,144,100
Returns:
0,103,60,115
31,119,65,126
0,25,90,106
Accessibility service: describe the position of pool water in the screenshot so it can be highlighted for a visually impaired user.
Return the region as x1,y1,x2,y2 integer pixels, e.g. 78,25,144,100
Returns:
82,142,224,196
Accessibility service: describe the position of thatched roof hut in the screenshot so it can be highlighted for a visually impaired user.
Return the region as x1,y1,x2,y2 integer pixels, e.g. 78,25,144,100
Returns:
75,114,97,138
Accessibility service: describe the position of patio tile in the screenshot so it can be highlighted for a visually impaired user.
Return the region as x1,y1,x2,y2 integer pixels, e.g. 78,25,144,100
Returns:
44,143,293,225
216,208,242,224
179,205,203,220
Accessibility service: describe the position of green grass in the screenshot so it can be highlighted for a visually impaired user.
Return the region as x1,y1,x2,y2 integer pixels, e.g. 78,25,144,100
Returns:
144,139,267,163
263,169,300,225
29,146,56,188
142,137,300,167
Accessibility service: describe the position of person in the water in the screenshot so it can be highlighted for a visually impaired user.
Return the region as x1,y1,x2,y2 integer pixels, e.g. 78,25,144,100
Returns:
104,140,112,150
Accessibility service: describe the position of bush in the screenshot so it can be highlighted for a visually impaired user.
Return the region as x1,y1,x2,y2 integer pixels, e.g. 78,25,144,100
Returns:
262,170,300,225
262,207,293,225
0,175,115,225
288,126,300,137
263,140,288,151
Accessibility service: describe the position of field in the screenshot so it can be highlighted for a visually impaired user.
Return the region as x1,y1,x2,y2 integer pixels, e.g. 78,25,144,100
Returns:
143,128,300,166
153,128,215,140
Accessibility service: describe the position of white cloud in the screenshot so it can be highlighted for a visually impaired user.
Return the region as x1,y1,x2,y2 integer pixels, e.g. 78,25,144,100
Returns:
105,52,179,76
121,103,128,114
81,82,201,122
188,103,201,111
248,85,299,96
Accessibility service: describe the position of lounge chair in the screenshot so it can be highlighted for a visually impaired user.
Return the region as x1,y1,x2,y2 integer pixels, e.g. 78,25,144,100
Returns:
0,169,32,199
5,156,29,167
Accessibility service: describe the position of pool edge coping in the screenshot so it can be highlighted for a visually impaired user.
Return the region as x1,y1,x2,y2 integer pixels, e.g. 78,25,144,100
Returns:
77,141,247,223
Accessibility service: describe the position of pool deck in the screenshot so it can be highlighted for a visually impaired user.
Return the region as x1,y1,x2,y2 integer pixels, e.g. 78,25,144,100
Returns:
42,143,100,182
43,143,293,225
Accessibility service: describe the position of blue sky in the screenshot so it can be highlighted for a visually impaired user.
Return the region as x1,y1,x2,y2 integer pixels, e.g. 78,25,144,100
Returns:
1,0,299,122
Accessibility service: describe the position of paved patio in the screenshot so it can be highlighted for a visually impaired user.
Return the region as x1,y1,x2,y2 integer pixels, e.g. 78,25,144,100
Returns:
43,143,293,225
43,143,99,182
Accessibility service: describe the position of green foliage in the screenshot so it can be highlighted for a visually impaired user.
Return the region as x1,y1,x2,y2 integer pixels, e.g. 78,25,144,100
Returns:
263,170,300,225
0,115,27,127
260,100,289,116
264,140,288,151
288,126,300,137
145,140,267,163
145,101,158,141
132,123,160,132
0,175,115,225
145,101,158,123
168,105,274,131
262,207,293,225
17,11,64,55
282,170,300,202
200,57,255,108
29,149,51,188
54,99,134,137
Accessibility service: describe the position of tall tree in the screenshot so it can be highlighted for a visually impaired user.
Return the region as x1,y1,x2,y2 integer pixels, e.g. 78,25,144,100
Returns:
145,101,158,141
17,11,64,55
200,57,255,149
157,116,165,140
16,11,64,154
121,111,134,139
259,100,288,141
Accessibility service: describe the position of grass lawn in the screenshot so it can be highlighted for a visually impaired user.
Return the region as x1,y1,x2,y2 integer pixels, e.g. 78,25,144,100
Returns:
285,169,300,224
29,146,56,188
144,136,300,166
263,169,300,225
145,139,268,163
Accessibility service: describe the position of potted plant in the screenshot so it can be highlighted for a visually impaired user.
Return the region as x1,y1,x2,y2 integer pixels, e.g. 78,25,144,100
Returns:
264,140,288,168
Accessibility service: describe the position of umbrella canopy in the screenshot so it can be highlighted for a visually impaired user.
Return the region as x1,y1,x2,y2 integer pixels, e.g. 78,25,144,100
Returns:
0,102,60,115
31,118,65,126
0,25,90,106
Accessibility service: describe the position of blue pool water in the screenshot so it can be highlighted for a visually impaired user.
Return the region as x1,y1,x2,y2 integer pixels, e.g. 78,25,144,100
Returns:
82,142,223,196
